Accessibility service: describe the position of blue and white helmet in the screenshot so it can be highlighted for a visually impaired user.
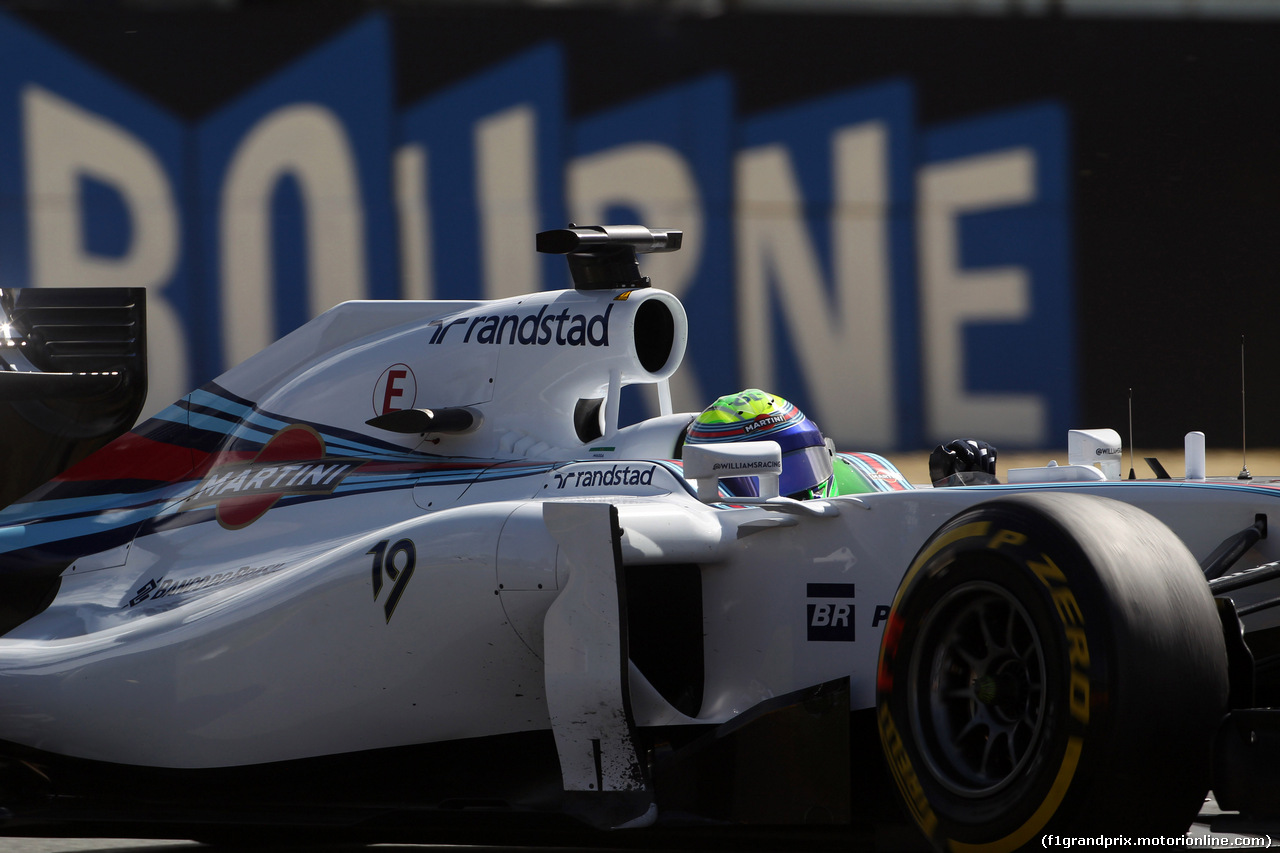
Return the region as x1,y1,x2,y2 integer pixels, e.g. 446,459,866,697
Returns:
684,389,834,499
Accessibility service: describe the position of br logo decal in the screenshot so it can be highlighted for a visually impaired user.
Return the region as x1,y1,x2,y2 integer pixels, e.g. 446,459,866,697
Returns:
186,425,362,529
807,582,856,642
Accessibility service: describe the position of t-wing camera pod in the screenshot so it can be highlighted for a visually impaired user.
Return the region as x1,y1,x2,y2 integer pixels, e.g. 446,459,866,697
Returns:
536,225,682,290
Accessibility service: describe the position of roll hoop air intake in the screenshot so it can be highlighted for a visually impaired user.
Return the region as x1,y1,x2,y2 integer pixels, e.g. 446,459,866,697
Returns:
537,225,682,291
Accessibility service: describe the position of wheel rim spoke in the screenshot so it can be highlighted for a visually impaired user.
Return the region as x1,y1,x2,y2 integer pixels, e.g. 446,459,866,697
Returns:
909,581,1049,798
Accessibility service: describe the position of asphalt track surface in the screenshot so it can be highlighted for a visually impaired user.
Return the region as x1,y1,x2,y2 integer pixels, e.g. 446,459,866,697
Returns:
1,797,1275,853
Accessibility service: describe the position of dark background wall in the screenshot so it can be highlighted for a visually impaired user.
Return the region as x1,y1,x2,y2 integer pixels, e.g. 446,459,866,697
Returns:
4,3,1277,450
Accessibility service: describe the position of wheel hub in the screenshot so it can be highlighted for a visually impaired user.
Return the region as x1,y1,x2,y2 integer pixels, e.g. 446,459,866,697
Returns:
909,581,1048,798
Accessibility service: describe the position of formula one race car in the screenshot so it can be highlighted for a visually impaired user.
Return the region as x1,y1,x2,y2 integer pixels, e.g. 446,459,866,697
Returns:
0,226,1277,850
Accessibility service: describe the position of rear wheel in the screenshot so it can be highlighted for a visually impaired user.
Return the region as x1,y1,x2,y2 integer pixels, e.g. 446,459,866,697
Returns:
877,492,1227,851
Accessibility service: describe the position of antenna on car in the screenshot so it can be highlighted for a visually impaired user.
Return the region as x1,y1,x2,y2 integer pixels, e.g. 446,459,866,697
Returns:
1127,388,1136,480
1239,334,1251,480
536,224,682,290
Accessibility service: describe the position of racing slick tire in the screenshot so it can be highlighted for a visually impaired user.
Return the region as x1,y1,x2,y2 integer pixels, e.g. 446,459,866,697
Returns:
876,492,1227,852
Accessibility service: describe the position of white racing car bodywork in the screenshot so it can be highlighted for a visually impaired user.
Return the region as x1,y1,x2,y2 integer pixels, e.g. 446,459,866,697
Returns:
0,227,1276,847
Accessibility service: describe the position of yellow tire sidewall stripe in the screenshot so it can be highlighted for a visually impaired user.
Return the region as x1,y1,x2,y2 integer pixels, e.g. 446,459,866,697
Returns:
881,517,1087,851
948,736,1084,853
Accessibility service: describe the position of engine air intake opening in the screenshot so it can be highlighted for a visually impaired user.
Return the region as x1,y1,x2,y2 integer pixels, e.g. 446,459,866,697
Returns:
634,299,675,375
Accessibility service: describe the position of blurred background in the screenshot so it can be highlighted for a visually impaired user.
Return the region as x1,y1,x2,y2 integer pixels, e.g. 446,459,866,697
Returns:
0,0,1276,460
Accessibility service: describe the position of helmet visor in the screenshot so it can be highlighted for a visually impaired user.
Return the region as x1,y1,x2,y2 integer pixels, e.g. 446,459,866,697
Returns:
780,443,835,499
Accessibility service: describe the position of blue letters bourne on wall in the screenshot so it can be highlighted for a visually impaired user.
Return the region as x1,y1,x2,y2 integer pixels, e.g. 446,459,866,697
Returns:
0,10,1072,450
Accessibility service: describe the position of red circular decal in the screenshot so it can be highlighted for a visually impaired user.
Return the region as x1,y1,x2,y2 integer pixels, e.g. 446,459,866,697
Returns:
373,364,417,416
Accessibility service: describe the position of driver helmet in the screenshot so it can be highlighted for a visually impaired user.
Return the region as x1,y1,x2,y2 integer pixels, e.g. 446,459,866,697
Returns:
684,389,834,500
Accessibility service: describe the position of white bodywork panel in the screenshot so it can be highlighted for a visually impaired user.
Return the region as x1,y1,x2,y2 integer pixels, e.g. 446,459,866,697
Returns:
1,279,1278,780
